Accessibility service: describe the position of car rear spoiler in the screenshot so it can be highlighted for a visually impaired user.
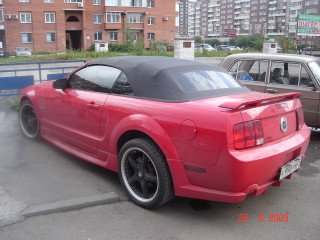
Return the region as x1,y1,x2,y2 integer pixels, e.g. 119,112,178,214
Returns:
219,92,301,110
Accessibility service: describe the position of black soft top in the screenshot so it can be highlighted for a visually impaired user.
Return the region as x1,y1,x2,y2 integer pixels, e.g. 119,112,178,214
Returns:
87,56,249,102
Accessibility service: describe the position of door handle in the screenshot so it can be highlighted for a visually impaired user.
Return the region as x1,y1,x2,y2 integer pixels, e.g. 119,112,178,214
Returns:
266,88,278,93
87,102,100,110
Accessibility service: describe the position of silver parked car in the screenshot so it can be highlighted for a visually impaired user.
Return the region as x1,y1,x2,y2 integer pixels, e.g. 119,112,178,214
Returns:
220,53,320,128
14,47,32,57
200,44,217,52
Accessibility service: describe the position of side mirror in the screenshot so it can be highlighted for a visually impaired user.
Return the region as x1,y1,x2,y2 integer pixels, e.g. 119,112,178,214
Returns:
53,78,68,90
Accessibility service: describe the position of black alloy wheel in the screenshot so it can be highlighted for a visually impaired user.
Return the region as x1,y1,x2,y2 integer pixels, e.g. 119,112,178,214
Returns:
19,100,40,139
118,138,174,208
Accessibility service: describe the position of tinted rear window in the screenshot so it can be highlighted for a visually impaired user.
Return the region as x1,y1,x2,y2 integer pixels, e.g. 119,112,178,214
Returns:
173,71,242,93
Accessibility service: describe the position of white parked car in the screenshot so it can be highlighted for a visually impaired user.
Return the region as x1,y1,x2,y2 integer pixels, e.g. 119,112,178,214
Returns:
200,44,217,52
14,47,32,57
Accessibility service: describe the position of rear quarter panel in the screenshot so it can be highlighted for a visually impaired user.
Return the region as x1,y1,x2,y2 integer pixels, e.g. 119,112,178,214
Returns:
100,95,235,166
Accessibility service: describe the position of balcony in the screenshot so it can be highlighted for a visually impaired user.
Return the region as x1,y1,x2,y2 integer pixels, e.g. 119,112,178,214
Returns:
268,32,284,36
235,0,250,3
235,14,250,20
268,24,276,29
105,22,122,30
269,12,286,17
291,6,302,11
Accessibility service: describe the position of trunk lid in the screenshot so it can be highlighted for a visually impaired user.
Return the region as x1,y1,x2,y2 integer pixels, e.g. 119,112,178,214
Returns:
219,92,302,143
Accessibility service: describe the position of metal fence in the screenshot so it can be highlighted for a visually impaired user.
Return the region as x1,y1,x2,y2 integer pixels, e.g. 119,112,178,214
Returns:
0,60,86,96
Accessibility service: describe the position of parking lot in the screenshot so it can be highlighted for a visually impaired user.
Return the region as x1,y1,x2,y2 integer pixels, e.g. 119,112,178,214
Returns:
0,57,319,239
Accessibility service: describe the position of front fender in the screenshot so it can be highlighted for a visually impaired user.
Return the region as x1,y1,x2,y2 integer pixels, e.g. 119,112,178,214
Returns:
108,114,180,161
20,87,44,119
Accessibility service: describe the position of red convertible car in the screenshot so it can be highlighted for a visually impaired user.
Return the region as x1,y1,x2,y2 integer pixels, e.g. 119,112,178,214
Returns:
19,56,310,208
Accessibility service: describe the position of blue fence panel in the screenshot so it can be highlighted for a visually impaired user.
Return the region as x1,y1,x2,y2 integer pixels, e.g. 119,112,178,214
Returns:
0,60,86,96
0,76,34,90
47,73,68,80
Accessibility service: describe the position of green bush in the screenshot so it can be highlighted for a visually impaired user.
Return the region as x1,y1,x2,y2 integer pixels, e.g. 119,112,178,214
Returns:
109,43,129,52
140,51,174,57
89,43,95,52
7,98,20,111
194,49,247,57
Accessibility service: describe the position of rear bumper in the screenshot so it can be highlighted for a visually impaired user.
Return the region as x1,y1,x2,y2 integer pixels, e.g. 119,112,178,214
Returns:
167,124,310,202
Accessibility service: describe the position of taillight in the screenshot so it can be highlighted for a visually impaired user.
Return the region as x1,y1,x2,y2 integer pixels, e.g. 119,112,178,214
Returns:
234,120,264,150
296,108,304,130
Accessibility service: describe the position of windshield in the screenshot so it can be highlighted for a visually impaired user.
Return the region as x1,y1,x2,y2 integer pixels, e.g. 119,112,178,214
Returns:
16,47,29,51
308,61,320,84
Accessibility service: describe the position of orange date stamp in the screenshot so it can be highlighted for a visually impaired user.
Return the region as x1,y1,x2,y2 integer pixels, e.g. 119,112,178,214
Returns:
239,214,288,222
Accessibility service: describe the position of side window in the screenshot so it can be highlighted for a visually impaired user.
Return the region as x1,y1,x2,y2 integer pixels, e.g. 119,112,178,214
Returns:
112,72,134,96
270,62,301,85
300,66,313,87
246,60,268,82
229,60,267,82
229,61,239,79
68,65,121,93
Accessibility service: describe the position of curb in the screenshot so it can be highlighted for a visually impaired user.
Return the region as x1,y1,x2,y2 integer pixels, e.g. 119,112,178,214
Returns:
22,192,120,218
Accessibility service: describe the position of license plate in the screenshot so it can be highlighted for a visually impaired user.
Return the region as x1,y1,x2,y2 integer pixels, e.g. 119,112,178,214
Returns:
279,156,302,181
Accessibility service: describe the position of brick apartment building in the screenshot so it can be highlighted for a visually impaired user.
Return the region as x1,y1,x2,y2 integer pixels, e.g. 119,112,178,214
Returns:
0,0,178,53
188,0,320,42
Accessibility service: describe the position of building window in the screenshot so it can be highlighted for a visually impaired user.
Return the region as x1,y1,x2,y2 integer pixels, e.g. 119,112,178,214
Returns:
64,0,82,3
45,13,55,23
0,9,3,22
44,0,54,3
147,32,154,41
22,33,32,43
147,0,154,8
20,0,30,2
106,0,119,6
20,13,31,23
148,17,154,25
106,12,121,23
94,31,102,40
110,32,118,41
106,0,147,7
129,0,147,7
93,0,101,5
94,14,102,24
46,32,56,42
126,14,143,23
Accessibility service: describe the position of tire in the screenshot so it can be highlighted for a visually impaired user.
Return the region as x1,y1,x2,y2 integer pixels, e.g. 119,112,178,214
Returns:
19,99,41,140
118,138,174,209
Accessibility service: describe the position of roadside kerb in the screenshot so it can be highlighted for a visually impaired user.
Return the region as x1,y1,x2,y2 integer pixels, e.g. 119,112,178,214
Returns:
22,192,120,218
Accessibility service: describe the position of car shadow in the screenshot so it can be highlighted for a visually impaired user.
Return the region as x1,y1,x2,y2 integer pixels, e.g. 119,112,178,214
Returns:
298,128,320,177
